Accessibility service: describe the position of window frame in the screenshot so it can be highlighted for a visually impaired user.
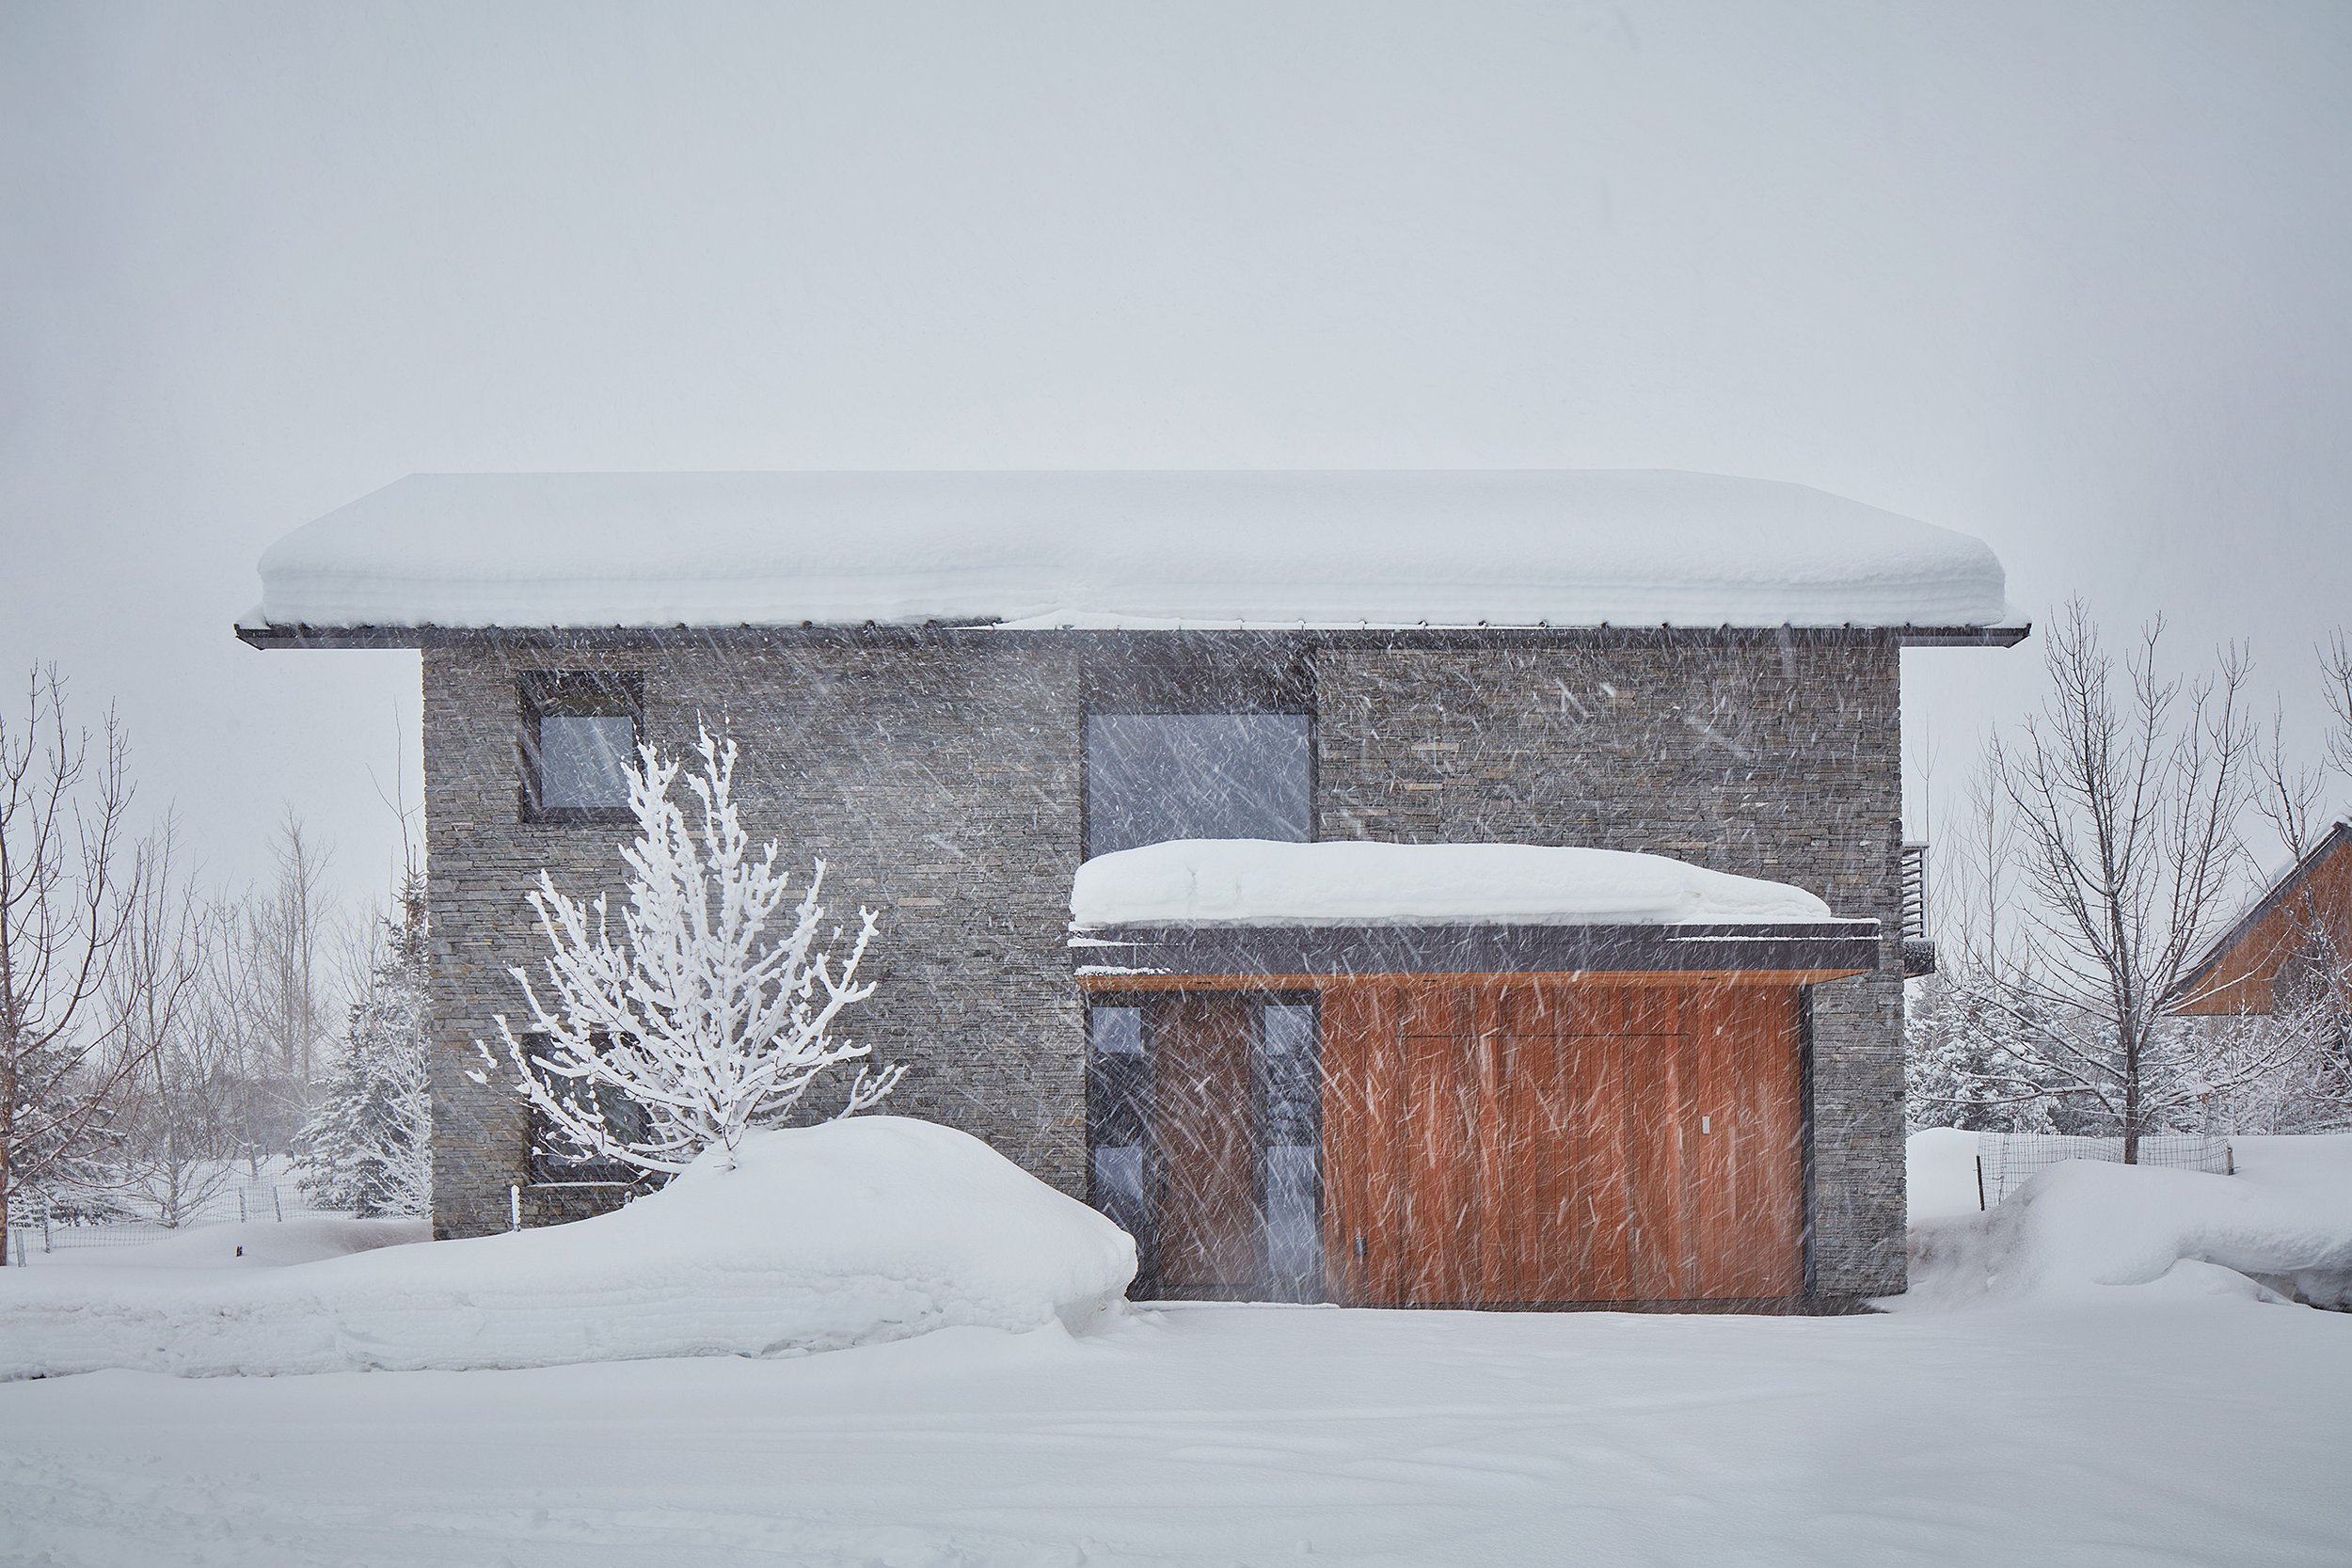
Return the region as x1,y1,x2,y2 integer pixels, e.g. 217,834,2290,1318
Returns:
1078,705,1318,862
517,670,645,826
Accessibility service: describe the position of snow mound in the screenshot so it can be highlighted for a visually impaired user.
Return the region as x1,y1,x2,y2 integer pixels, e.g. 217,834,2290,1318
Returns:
1071,838,1837,928
1897,1132,2352,1311
254,468,2012,631
28,1216,429,1271
0,1117,1136,1380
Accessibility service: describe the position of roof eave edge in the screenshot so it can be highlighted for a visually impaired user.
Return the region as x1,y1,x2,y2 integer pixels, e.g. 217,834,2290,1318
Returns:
236,620,2033,651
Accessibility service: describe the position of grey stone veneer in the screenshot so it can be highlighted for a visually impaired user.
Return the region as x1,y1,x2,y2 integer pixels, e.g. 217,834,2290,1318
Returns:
422,630,1907,1298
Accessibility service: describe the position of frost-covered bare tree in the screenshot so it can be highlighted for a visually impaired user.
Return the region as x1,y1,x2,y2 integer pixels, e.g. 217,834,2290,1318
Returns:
1968,603,2274,1159
1907,765,2071,1132
0,669,145,1251
105,818,246,1226
475,727,899,1178
247,813,333,1083
2205,636,2352,1132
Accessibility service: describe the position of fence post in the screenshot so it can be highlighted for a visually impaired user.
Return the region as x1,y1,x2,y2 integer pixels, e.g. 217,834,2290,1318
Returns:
1975,1155,1986,1212
42,1215,54,1254
238,1191,248,1225
274,1188,284,1223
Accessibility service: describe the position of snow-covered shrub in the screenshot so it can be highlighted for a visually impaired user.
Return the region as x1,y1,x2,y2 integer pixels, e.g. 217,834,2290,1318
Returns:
288,876,432,1217
474,726,899,1177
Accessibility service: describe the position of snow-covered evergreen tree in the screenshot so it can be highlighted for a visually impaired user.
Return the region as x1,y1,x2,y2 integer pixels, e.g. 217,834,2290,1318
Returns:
473,726,898,1178
288,876,431,1216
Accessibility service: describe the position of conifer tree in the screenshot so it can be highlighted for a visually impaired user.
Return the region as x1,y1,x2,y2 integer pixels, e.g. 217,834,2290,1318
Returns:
289,876,431,1217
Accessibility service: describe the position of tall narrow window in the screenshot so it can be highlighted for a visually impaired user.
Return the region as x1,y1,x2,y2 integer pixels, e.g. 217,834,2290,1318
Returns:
1257,1000,1324,1303
520,672,642,823
1086,1006,1151,1259
1084,712,1311,858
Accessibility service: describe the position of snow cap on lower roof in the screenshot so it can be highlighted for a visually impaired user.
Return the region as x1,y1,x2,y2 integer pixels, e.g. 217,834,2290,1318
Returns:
1069,839,1838,930
254,469,2010,631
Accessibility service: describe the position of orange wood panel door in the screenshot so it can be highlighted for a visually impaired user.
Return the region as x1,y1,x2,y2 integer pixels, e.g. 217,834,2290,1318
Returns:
1151,993,1260,1291
1323,979,1805,1307
1681,985,1804,1299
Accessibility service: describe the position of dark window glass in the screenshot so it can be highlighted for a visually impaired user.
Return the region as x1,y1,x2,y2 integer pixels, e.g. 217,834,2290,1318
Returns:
540,715,636,809
1084,712,1311,858
520,1034,654,1186
1086,1006,1151,1252
1256,1000,1323,1302
521,673,642,822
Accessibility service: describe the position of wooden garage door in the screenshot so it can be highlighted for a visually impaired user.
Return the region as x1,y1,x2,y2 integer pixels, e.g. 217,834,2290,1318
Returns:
1321,981,1804,1307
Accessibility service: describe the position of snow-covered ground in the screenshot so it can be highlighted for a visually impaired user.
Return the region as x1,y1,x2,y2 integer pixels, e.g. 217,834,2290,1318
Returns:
2,1130,2347,1566
5,1295,2346,1566
15,1213,429,1271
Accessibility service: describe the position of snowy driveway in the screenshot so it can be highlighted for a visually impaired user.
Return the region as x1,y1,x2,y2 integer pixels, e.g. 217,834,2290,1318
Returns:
5,1298,2347,1567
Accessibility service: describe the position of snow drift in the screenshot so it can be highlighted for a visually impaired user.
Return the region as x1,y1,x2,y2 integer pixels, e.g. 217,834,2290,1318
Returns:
252,468,2013,631
1070,838,1837,928
0,1117,1136,1380
1899,1132,2352,1310
27,1216,431,1272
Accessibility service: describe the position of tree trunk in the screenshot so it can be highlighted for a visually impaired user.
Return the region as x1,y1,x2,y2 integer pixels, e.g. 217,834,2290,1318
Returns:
2122,1022,2142,1164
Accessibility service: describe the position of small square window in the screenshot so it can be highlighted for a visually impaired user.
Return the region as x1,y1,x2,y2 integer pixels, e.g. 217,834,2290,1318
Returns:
520,673,643,824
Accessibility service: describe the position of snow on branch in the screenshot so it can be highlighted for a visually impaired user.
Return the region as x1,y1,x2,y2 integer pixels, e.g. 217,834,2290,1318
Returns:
473,726,899,1178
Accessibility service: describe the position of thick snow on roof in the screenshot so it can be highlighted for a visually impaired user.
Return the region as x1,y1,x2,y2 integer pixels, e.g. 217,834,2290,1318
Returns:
254,469,2010,631
1069,839,1837,929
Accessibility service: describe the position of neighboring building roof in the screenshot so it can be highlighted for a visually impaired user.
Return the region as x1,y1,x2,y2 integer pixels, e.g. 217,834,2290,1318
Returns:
246,469,2016,638
2170,821,2352,1016
1068,839,1839,929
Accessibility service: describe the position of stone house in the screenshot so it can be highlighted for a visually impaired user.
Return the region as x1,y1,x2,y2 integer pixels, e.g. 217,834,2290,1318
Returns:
241,469,2021,1308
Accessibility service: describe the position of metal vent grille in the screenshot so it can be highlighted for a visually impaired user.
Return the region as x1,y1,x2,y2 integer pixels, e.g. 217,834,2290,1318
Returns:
1899,843,1930,942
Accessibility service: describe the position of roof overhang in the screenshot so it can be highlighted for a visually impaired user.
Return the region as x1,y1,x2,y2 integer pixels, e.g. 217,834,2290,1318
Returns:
1071,920,1883,990
236,621,2029,652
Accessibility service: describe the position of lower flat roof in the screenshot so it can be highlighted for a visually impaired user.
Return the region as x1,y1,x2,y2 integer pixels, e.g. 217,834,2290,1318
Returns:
1071,920,1882,986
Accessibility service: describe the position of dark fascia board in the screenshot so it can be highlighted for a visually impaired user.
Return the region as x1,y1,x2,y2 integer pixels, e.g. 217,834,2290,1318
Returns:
2167,820,2352,1006
237,621,2030,653
1069,920,1883,980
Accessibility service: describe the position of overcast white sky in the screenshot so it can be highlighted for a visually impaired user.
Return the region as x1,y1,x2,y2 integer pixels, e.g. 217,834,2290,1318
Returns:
5,1,2349,912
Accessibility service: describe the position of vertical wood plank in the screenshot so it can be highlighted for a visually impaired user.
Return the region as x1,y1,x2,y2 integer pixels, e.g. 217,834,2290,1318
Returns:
1151,993,1259,1290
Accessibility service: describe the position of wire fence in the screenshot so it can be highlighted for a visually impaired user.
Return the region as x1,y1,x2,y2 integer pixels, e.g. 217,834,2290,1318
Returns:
1974,1131,2235,1210
6,1166,353,1266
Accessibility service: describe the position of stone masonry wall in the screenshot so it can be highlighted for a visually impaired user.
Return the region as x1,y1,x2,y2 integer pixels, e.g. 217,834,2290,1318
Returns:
423,637,1087,1238
423,631,1906,1296
1313,636,1907,1298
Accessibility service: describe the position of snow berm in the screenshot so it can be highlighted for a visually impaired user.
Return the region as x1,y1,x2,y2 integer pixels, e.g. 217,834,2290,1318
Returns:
0,1117,1136,1380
